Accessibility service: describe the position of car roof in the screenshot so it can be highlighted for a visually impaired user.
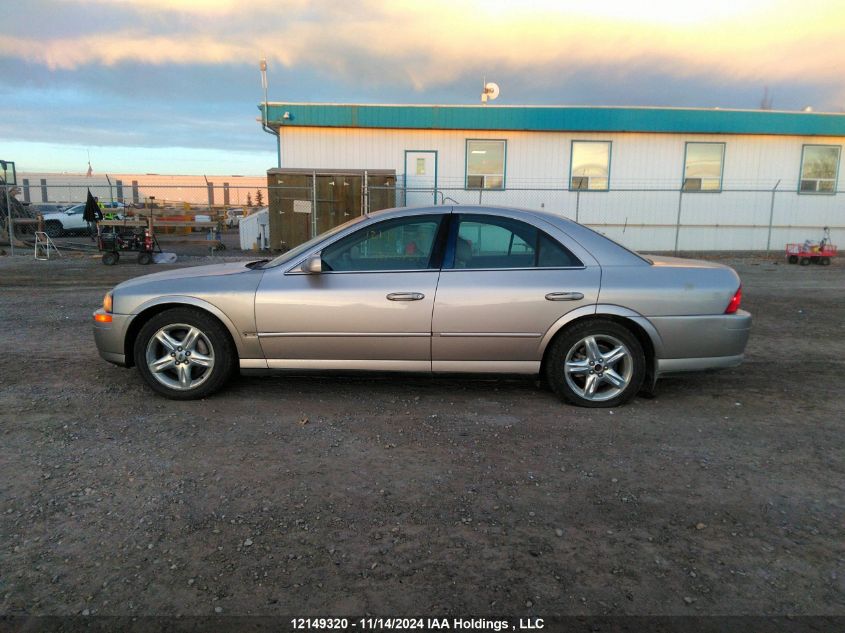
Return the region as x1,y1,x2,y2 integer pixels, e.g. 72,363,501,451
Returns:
366,205,647,266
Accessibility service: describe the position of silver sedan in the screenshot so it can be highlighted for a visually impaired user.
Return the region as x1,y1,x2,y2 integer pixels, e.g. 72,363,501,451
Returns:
93,206,751,407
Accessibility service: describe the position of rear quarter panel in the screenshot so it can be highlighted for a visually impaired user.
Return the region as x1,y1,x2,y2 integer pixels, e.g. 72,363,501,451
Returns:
598,260,747,360
598,262,740,317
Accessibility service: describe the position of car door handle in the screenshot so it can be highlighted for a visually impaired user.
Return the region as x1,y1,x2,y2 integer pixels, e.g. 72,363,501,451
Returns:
387,292,425,301
545,291,584,301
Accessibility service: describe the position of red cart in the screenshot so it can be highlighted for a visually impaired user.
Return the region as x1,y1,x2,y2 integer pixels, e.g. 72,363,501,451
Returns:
786,241,837,266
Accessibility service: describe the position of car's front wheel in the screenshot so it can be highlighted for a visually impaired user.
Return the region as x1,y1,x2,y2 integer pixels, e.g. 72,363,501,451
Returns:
134,308,235,400
546,319,645,408
44,221,64,238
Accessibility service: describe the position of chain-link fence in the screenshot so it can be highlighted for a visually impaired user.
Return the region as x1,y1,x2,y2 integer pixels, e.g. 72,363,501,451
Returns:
13,179,844,253
380,185,843,252
20,179,267,209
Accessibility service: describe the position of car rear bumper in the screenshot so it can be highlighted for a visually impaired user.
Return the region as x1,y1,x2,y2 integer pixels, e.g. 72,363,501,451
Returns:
651,309,751,373
657,354,744,374
92,309,134,367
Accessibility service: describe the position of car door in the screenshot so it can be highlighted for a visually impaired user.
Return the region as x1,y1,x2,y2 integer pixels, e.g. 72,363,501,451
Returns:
431,212,601,372
254,212,448,370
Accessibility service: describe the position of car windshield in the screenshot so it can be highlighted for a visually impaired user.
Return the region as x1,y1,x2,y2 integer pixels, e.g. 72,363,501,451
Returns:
261,215,369,269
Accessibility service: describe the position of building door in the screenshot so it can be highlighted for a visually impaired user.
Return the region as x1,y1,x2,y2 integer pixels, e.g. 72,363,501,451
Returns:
404,151,437,206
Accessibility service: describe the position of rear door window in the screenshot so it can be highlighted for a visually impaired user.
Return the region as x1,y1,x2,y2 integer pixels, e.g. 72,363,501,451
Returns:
450,214,581,269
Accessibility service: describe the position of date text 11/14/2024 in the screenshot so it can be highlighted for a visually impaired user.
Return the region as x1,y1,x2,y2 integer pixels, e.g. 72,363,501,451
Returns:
290,617,545,630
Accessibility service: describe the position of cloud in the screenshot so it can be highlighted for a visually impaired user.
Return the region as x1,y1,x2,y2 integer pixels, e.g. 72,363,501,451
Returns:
4,0,845,92
5,32,250,70
3,0,845,173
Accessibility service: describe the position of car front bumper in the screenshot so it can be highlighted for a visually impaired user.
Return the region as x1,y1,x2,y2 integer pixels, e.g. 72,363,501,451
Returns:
92,309,135,367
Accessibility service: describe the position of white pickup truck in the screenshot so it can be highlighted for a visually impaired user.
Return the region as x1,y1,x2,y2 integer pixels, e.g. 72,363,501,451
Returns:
43,203,125,237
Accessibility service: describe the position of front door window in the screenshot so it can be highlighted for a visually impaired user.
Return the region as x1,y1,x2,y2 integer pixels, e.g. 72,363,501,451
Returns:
321,215,444,272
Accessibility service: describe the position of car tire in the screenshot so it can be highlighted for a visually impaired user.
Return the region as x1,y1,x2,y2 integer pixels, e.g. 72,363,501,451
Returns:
44,221,63,238
787,255,798,264
102,251,119,266
545,319,645,408
134,307,236,400
137,252,153,265
799,257,811,266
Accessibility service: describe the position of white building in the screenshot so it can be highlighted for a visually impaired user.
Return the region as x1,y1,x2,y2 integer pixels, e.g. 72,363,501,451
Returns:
261,103,845,251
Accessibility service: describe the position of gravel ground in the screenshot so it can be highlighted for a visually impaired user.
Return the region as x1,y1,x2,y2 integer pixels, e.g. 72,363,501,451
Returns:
0,251,843,618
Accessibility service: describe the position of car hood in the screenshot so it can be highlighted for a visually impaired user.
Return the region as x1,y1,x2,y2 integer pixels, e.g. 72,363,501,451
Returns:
115,261,259,291
42,211,71,221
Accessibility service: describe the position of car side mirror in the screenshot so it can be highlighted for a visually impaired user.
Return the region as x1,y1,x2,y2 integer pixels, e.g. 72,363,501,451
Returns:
303,253,323,274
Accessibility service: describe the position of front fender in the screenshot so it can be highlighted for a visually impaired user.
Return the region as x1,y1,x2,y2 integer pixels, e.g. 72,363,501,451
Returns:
129,295,260,359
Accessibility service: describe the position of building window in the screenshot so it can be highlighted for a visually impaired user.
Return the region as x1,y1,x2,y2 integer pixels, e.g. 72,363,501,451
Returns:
799,145,840,193
570,141,610,191
466,140,505,189
683,142,725,192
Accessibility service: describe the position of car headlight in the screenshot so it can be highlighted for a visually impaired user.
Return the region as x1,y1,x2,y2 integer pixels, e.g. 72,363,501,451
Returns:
103,291,113,313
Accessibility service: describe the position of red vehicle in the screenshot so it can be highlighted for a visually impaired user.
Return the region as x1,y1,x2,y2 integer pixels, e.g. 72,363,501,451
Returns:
786,228,837,266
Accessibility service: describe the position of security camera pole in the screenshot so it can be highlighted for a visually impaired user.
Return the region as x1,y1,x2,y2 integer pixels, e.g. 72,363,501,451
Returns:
1,159,14,256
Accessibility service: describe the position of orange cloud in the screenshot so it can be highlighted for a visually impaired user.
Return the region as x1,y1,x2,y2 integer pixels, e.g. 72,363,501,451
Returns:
5,0,845,93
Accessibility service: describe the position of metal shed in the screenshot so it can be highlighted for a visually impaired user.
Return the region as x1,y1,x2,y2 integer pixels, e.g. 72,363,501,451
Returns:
266,168,396,250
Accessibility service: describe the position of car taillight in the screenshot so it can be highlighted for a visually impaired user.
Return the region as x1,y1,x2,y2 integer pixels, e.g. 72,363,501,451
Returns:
725,286,742,314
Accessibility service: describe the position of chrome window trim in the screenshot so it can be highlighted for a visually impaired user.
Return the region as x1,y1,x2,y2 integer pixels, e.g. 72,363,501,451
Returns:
285,267,441,276
441,266,587,273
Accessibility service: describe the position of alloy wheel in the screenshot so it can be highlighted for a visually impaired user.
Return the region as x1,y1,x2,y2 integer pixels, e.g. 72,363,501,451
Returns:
564,334,633,403
145,323,215,391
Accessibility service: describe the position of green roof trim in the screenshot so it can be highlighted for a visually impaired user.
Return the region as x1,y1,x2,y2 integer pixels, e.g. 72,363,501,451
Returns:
260,103,845,137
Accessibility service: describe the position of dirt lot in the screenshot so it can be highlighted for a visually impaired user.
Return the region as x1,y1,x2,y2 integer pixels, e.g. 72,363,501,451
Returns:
0,251,843,618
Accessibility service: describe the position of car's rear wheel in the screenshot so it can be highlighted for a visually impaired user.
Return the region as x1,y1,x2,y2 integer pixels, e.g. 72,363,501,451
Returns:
44,221,63,238
787,255,798,264
546,319,645,408
102,251,119,266
134,308,235,400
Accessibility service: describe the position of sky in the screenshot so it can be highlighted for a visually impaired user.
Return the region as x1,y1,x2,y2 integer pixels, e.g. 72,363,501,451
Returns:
2,0,845,176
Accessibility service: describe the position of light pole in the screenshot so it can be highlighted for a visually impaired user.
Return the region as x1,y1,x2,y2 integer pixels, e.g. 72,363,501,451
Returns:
1,160,15,256
260,58,268,122
259,58,281,168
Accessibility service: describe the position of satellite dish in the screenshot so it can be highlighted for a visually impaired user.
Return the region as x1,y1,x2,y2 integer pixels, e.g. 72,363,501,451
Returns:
481,81,500,103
